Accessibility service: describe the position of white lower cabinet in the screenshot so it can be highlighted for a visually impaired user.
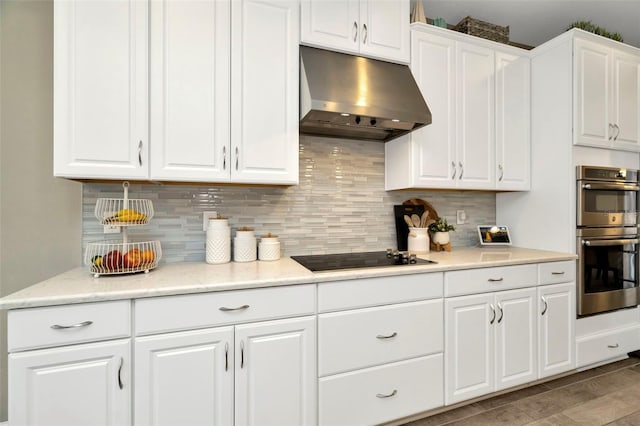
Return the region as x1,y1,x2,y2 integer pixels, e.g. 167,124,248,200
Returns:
445,288,537,405
9,339,131,426
538,282,575,378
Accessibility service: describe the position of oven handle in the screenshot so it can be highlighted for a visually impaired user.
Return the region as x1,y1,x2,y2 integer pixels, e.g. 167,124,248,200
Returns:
583,238,640,247
582,182,640,191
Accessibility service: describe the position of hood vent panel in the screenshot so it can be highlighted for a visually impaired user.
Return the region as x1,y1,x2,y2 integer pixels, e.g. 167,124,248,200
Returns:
300,46,431,142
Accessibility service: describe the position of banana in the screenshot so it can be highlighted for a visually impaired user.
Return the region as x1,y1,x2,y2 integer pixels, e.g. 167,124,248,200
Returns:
106,209,147,223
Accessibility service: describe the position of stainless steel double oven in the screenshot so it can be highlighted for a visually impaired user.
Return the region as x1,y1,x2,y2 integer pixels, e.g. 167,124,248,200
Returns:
576,166,640,316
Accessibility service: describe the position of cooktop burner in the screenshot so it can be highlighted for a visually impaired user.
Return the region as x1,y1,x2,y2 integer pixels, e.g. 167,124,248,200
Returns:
291,250,436,272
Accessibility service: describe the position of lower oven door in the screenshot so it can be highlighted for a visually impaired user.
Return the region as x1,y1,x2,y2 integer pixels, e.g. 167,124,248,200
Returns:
577,229,640,316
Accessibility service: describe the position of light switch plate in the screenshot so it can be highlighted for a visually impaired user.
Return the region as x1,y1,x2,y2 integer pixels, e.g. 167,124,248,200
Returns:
203,211,218,231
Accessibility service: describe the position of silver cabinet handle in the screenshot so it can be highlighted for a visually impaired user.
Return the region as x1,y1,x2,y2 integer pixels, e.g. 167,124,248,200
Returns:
551,271,565,275
490,304,496,324
608,123,614,140
376,332,398,339
498,164,504,181
362,23,368,44
138,140,143,166
541,296,548,315
353,21,358,42
376,389,397,398
451,161,457,180
488,278,503,282
117,357,124,390
51,320,93,330
497,303,504,323
240,340,245,369
608,343,619,348
235,146,239,170
614,124,620,141
458,162,463,179
219,304,250,312
223,146,226,170
225,342,229,371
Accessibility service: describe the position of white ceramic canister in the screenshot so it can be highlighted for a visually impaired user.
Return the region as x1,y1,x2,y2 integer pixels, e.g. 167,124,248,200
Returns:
407,227,430,254
234,228,257,262
206,218,231,264
258,233,281,261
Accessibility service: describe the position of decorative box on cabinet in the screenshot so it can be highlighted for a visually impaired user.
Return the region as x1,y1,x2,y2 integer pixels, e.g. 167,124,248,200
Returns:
8,301,132,426
574,34,640,151
385,24,530,191
300,0,410,63
134,284,317,426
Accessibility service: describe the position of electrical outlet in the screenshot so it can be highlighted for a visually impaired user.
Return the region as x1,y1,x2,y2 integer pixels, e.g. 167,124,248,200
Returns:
104,225,121,234
456,210,466,225
203,211,218,231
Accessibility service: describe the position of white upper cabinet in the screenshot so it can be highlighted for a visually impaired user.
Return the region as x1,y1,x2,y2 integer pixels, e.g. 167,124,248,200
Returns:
56,0,299,184
385,24,529,191
495,52,531,190
575,37,640,151
230,0,300,185
149,0,231,182
300,0,410,63
54,0,149,179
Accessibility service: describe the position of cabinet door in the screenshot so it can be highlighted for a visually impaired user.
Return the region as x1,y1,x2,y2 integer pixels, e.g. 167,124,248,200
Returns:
300,0,359,54
445,293,494,405
359,0,410,63
149,0,231,181
135,327,234,426
494,288,537,391
9,339,130,426
611,49,640,151
495,52,530,191
574,39,611,147
231,0,299,185
409,31,457,188
538,282,576,379
53,0,148,179
235,316,316,426
456,42,495,189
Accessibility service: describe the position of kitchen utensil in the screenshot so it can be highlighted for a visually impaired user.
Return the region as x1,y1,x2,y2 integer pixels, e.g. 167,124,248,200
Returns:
403,198,439,226
394,205,425,251
404,215,414,228
411,214,421,227
420,211,430,228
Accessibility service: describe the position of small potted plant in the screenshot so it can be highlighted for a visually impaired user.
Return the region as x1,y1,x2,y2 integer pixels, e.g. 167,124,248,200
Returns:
428,216,455,245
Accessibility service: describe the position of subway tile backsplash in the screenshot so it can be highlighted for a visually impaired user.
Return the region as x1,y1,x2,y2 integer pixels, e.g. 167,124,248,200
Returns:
82,136,496,263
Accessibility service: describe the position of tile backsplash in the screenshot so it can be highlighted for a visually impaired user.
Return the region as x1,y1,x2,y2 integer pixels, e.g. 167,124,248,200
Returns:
82,136,496,263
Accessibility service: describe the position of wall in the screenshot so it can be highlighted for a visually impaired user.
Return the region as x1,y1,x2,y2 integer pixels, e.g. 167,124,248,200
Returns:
83,136,496,262
0,0,83,421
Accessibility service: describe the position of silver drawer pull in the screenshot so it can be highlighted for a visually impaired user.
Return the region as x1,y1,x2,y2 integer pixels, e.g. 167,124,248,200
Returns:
608,343,619,349
219,305,250,312
50,320,93,330
551,271,565,275
488,278,503,282
376,389,397,398
376,332,398,339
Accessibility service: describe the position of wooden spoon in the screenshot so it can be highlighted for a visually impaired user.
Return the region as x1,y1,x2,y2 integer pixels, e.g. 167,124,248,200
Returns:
420,211,430,228
411,214,421,228
404,215,414,228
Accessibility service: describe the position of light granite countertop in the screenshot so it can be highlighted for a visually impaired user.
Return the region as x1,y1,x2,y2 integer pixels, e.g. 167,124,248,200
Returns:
0,247,577,310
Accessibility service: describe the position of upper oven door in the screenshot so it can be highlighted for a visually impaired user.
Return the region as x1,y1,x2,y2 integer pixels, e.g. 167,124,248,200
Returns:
577,180,639,227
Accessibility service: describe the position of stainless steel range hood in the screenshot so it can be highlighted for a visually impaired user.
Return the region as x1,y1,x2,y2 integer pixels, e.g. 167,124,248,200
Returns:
300,46,431,142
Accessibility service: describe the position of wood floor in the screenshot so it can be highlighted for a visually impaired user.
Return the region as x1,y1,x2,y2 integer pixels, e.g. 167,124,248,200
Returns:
403,356,640,426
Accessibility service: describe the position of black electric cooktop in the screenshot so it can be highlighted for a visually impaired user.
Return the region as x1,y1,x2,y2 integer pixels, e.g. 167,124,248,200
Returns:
291,250,436,272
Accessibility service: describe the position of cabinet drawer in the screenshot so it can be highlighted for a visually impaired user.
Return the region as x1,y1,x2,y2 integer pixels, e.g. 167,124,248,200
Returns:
319,354,443,426
318,273,443,312
319,300,442,376
8,300,131,352
539,260,575,285
135,284,315,335
445,265,537,297
576,325,640,368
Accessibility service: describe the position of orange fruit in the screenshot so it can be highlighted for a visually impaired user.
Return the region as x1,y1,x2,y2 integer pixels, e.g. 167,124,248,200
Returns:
140,249,155,265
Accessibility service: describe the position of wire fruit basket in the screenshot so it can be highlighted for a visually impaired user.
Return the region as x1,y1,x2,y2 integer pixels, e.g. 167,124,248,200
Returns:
86,182,162,277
